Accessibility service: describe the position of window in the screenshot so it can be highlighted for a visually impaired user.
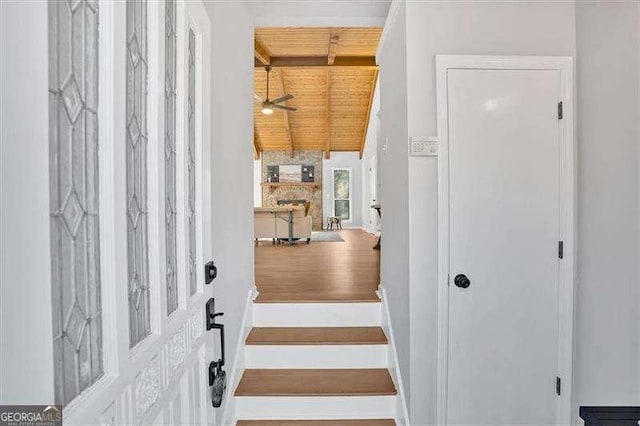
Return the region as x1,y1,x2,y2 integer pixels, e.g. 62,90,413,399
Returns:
126,0,151,348
187,29,197,296
165,0,178,314
48,0,103,405
332,168,352,221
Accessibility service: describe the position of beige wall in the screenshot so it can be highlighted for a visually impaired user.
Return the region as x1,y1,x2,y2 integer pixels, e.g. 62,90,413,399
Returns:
261,150,324,230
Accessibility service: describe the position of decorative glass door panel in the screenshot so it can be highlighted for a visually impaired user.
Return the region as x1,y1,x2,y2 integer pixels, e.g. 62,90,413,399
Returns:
43,1,214,423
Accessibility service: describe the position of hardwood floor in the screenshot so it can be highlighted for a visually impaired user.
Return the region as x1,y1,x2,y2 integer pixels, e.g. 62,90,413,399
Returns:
240,229,395,423
254,229,380,302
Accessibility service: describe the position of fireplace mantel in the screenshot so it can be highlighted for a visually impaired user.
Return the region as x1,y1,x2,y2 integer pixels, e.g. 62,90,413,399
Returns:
262,182,321,190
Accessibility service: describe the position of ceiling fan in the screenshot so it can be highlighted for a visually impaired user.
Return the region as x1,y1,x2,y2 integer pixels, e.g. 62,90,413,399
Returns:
254,65,297,115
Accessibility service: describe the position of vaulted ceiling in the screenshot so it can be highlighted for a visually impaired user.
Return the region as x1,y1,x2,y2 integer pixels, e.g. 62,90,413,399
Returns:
253,27,382,159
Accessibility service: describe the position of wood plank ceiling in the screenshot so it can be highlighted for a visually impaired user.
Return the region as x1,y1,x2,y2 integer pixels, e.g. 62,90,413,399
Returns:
254,28,382,159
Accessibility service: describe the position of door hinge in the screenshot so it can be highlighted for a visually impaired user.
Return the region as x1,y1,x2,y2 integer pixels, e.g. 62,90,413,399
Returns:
447,274,450,286
556,376,561,395
557,101,563,120
558,241,564,259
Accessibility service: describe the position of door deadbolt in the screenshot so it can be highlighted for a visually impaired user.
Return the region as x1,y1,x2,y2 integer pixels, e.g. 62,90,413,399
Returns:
205,261,217,284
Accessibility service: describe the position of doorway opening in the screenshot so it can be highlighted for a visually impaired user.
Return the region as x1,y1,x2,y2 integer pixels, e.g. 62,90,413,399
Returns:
231,26,400,424
251,27,382,303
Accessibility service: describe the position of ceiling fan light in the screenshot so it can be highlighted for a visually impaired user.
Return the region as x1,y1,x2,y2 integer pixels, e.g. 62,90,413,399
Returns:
261,106,274,115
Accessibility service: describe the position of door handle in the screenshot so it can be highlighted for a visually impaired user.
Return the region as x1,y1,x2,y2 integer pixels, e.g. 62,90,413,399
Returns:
206,297,226,408
454,274,471,288
206,298,224,331
209,360,226,408
205,261,217,284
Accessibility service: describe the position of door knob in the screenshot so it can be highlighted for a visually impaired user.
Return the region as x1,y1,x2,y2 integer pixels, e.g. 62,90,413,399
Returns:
454,274,471,288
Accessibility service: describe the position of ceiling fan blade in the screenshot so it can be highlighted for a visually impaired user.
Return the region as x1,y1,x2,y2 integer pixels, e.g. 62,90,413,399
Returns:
273,104,297,112
253,93,265,102
271,94,294,104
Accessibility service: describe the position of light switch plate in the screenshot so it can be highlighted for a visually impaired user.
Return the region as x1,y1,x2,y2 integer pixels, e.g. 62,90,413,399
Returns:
410,136,438,157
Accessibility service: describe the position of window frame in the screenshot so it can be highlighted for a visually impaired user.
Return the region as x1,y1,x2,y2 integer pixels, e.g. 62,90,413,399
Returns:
331,167,353,223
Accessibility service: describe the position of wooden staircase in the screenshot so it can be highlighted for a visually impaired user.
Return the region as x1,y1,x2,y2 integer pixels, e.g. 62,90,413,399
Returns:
235,369,396,396
230,298,400,424
245,326,388,346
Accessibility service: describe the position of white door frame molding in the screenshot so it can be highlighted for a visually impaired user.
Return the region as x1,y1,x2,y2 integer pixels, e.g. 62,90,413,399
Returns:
435,55,575,425
369,155,378,234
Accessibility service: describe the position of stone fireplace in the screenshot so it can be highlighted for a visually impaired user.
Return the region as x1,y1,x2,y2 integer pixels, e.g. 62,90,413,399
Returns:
261,151,323,230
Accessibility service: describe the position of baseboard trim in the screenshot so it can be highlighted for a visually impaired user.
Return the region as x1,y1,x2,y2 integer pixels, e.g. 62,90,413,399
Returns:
221,287,258,425
377,286,411,425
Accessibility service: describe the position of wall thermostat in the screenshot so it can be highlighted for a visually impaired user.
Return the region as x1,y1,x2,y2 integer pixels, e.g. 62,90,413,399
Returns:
410,136,438,157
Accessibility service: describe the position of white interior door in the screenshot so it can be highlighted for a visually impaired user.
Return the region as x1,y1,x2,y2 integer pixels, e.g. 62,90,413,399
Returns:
0,1,213,424
438,58,574,425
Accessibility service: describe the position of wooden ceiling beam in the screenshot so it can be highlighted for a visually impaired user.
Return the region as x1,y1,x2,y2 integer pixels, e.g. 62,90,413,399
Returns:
325,69,331,159
274,69,294,157
254,40,271,65
254,56,377,69
359,69,379,159
327,28,342,65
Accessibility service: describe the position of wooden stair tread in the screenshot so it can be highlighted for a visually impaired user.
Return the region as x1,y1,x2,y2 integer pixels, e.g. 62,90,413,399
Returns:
254,292,381,303
234,369,397,397
246,327,388,345
237,420,395,425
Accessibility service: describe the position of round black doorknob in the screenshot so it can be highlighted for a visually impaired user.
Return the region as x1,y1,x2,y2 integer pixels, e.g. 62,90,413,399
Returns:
454,274,471,288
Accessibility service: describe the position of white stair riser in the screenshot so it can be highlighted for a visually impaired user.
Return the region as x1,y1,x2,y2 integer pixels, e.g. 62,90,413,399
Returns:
252,303,381,326
236,395,396,419
245,345,388,368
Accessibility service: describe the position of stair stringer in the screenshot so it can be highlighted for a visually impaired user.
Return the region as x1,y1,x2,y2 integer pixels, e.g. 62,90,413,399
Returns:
378,285,411,425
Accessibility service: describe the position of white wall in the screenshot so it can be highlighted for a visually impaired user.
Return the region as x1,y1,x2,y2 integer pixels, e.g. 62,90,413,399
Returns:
381,0,640,423
203,1,254,422
361,84,380,234
378,0,578,422
377,0,411,403
253,158,262,207
0,0,55,404
322,152,363,228
574,0,640,413
251,0,390,27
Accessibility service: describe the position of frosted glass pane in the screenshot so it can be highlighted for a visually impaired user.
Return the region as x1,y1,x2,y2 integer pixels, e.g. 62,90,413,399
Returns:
165,0,178,314
127,0,151,347
187,29,197,296
333,169,350,199
48,0,103,406
334,200,350,221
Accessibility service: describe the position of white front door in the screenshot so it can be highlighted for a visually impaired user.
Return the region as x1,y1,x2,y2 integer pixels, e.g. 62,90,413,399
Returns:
437,57,574,425
0,0,214,424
